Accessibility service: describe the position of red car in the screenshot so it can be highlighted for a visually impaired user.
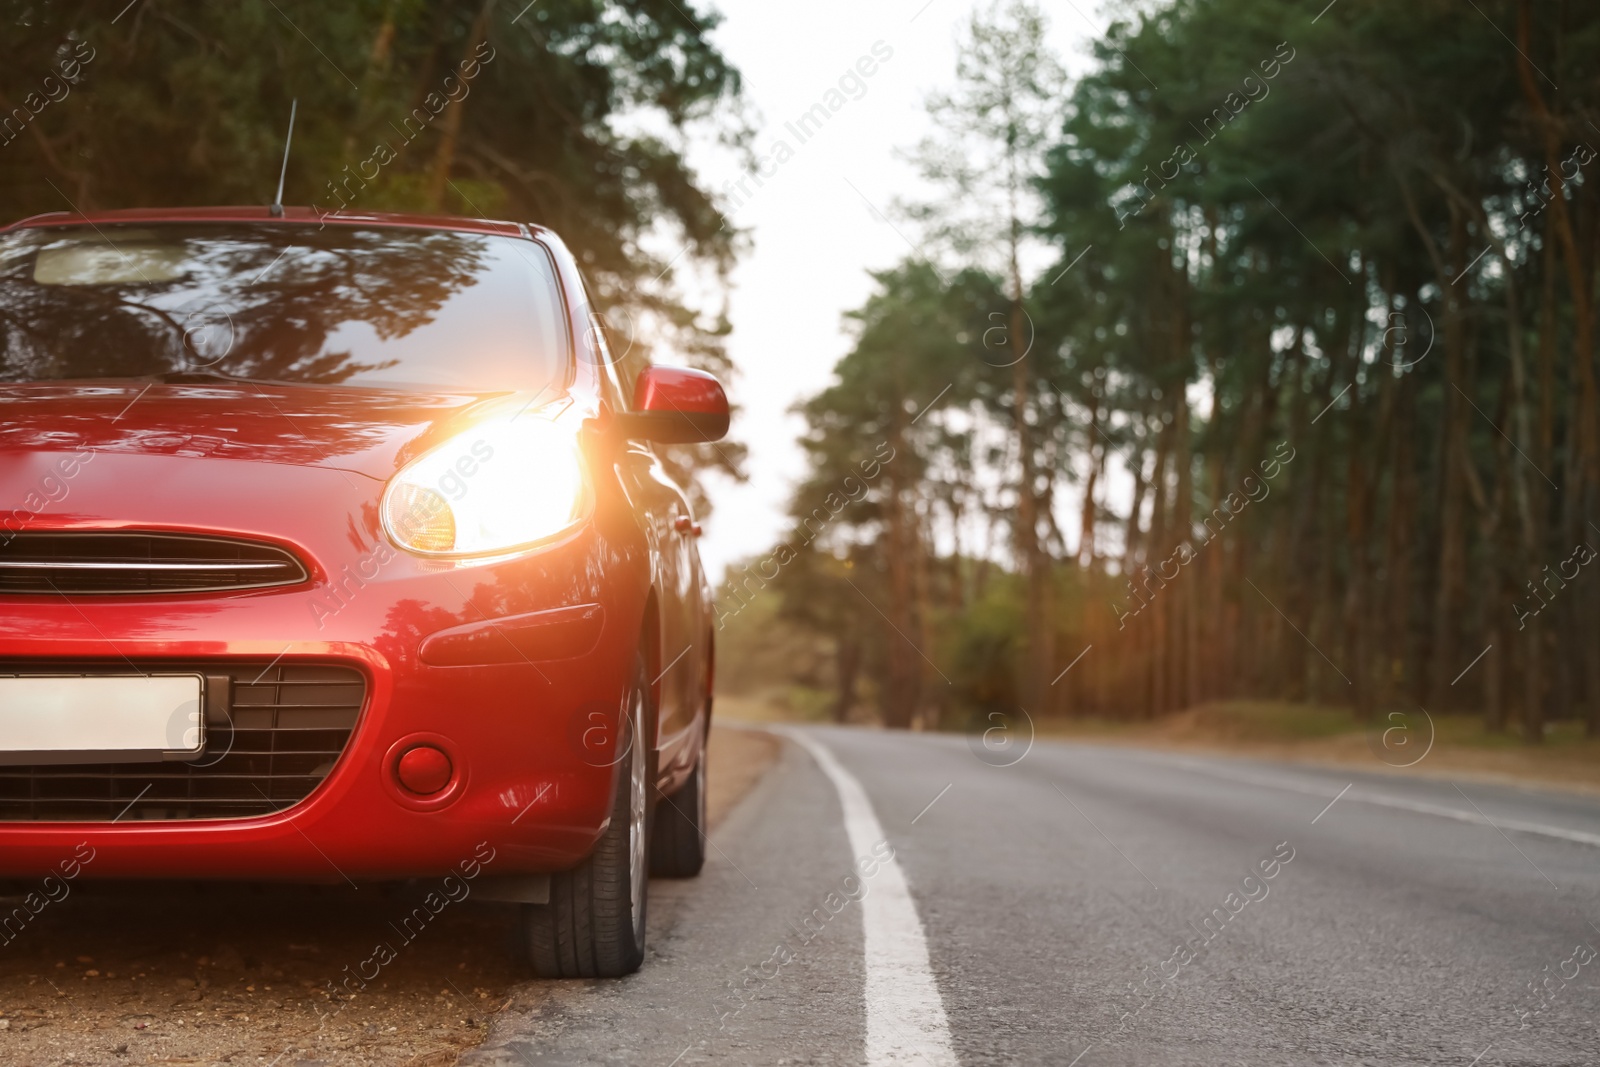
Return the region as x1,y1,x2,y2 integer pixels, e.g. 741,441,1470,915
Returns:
0,206,728,978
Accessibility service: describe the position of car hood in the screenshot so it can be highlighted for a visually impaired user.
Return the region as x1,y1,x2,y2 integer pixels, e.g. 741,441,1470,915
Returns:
0,380,547,480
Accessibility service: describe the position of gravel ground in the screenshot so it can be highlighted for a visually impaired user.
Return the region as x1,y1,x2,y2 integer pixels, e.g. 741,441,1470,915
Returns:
0,726,779,1067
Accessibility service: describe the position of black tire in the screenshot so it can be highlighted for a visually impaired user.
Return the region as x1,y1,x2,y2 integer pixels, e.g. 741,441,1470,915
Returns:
520,655,652,978
650,737,707,878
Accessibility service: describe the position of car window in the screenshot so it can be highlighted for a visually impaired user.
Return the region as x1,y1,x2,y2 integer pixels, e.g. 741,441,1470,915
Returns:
0,222,568,393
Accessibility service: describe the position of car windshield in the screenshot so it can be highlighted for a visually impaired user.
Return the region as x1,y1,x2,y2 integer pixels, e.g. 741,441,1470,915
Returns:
0,222,568,392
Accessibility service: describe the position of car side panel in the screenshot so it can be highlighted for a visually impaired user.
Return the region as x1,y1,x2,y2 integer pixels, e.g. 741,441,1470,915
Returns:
536,233,707,796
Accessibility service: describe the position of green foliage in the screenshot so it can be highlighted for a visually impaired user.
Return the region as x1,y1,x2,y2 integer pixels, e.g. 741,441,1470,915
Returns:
941,575,1022,722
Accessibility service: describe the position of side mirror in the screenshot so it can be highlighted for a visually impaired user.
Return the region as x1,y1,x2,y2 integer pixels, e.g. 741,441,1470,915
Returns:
615,366,730,444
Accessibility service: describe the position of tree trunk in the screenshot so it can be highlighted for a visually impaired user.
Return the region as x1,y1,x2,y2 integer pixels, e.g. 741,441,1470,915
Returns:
1346,404,1374,721
1080,396,1101,569
1010,292,1053,714
1499,246,1539,733
426,0,497,210
832,639,860,724
1428,209,1470,709
1383,365,1421,706
1517,1,1599,740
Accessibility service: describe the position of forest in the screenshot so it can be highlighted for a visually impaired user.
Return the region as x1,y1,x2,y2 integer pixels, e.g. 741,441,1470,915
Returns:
719,0,1600,744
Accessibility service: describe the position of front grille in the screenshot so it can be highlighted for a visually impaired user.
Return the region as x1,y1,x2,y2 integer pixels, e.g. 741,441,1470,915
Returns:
0,533,308,595
0,661,365,822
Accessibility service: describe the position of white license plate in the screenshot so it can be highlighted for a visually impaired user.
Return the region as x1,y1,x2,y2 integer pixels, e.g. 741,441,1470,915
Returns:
0,674,204,765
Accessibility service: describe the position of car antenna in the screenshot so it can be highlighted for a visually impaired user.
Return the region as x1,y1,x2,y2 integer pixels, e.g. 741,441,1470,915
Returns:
269,98,298,218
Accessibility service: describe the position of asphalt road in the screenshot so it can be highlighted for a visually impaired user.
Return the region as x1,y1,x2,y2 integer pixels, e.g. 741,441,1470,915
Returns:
464,727,1600,1067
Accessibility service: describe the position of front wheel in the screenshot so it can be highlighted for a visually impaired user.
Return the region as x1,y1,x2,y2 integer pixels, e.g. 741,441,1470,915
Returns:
519,655,651,978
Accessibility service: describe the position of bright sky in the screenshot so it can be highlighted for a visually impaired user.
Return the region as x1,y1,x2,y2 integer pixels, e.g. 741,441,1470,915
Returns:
684,0,1100,580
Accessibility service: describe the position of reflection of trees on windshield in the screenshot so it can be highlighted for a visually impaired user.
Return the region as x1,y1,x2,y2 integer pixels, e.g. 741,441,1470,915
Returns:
0,225,497,385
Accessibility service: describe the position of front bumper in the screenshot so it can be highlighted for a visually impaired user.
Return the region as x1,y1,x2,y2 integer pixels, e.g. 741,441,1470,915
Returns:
0,452,647,881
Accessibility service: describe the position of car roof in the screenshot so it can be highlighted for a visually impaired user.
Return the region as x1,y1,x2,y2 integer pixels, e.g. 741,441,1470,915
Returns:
0,205,545,239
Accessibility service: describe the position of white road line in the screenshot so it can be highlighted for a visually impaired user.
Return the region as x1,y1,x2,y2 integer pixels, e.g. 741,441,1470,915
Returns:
1135,753,1600,848
782,729,958,1067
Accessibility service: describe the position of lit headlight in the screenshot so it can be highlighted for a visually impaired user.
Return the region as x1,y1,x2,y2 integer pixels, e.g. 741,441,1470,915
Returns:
382,410,591,557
